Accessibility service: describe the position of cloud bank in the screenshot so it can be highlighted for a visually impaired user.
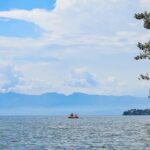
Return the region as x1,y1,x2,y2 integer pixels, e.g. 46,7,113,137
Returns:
0,0,148,96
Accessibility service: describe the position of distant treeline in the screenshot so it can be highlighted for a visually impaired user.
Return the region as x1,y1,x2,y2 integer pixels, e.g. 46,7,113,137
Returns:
123,109,150,115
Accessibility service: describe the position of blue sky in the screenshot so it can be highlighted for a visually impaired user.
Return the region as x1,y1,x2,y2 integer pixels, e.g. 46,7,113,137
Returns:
0,18,43,37
0,0,56,11
0,0,149,96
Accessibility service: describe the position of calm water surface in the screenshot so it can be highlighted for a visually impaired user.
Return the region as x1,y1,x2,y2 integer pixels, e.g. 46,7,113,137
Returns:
0,116,150,150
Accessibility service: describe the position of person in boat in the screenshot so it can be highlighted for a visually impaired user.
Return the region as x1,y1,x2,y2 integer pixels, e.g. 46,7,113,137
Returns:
68,113,79,118
70,113,74,117
74,114,79,118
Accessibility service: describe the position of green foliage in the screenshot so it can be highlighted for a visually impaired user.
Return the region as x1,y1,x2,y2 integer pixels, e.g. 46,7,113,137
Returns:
135,12,150,97
134,42,150,60
135,11,150,62
138,74,150,80
135,12,150,29
135,12,150,82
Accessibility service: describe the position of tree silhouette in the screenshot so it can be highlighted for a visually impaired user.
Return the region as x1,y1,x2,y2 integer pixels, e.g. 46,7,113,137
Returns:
134,12,150,97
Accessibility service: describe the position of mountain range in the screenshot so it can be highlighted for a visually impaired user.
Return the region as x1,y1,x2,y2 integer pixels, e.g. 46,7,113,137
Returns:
0,92,150,115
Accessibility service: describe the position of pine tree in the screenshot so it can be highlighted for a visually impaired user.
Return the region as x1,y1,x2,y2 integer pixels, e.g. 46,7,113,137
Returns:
134,12,150,97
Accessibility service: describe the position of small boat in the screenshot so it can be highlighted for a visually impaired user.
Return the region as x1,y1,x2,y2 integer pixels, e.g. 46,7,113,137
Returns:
68,113,79,119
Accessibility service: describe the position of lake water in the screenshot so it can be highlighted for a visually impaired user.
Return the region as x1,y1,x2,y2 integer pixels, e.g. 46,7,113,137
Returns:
0,116,150,150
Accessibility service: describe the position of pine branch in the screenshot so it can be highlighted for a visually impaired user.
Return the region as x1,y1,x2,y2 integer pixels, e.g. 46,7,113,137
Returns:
135,12,150,97
138,73,150,80
135,12,150,29
135,53,150,60
135,41,150,60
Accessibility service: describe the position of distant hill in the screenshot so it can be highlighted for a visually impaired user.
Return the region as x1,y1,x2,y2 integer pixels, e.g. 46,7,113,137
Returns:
123,109,150,115
0,92,150,115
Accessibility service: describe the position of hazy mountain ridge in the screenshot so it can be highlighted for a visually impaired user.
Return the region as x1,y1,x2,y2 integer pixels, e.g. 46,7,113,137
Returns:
0,92,150,115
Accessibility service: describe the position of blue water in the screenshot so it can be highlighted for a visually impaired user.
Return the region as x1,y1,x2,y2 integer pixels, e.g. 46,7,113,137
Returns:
0,116,150,150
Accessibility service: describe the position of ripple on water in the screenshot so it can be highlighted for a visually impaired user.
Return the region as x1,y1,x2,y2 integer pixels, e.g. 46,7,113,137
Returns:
0,116,150,150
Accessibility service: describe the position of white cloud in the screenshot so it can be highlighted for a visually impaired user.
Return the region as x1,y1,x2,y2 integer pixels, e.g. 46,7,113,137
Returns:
139,0,150,7
101,76,126,88
0,64,23,93
0,0,148,96
68,67,98,88
0,0,121,34
0,0,146,63
64,69,128,95
15,78,52,94
0,62,53,94
0,0,137,48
